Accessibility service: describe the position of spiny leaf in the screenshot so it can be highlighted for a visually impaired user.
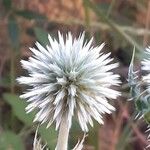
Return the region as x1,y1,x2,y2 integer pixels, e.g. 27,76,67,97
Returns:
128,47,140,99
128,48,150,122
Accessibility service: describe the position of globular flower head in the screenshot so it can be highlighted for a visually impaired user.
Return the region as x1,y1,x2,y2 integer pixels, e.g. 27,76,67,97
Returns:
17,32,120,132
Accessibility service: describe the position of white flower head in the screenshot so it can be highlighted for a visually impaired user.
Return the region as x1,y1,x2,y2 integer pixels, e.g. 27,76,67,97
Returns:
17,32,120,132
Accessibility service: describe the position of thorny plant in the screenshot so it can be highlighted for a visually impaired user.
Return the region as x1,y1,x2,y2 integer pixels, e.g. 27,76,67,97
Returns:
128,47,150,149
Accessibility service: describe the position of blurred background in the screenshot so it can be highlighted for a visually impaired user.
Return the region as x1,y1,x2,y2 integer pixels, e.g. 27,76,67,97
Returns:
0,0,149,149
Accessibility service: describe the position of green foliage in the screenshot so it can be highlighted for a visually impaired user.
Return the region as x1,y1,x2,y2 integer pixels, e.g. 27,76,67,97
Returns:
136,99,149,112
0,131,24,150
128,48,150,123
38,125,57,149
3,93,57,149
3,93,35,126
34,27,49,46
128,47,140,99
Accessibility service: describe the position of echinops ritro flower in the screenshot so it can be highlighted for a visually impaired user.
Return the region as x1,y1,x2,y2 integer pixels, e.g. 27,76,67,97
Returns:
17,32,121,132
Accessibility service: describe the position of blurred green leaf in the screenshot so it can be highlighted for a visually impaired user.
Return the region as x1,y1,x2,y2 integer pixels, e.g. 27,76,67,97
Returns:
0,131,25,150
8,16,20,49
3,93,57,149
88,129,98,149
39,124,57,149
2,0,11,10
34,27,49,46
3,93,35,126
15,10,46,20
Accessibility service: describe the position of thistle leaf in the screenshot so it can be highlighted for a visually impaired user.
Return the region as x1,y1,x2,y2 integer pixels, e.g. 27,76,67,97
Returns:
128,47,140,99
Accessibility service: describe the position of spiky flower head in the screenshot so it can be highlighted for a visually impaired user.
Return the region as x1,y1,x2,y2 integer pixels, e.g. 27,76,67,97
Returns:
17,32,120,132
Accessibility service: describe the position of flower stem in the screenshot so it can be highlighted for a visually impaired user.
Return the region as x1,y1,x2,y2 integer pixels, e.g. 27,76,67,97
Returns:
56,117,70,150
